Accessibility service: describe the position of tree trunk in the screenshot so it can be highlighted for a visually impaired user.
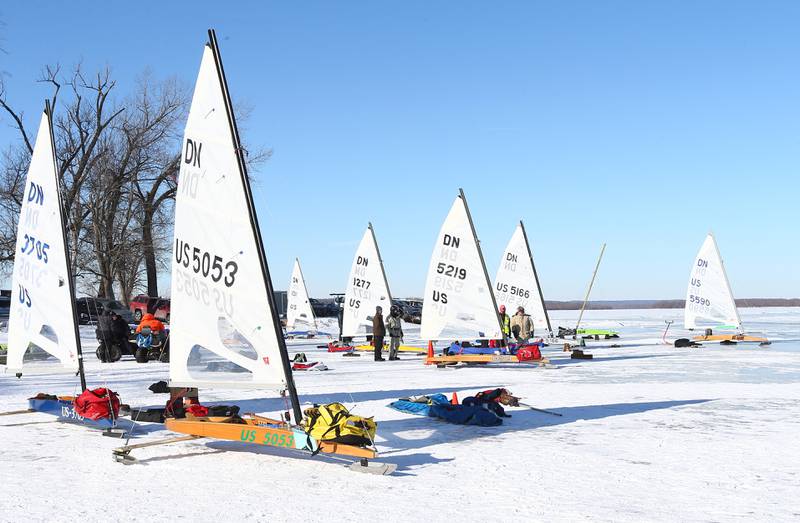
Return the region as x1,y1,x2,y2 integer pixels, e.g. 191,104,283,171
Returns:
142,207,158,297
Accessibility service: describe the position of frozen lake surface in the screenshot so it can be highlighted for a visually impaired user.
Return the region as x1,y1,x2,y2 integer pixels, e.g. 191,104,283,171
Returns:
1,307,799,522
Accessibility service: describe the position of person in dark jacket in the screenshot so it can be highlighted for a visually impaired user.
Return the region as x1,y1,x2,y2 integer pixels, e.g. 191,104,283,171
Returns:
387,305,404,360
96,310,115,341
372,306,386,361
109,312,130,345
337,302,345,342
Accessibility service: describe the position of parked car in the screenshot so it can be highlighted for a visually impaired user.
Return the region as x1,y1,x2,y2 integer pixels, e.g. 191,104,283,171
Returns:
129,294,170,323
310,298,339,318
75,297,134,325
0,294,10,321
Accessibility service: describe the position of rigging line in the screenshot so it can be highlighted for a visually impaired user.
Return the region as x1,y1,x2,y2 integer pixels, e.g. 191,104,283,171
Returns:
346,390,376,452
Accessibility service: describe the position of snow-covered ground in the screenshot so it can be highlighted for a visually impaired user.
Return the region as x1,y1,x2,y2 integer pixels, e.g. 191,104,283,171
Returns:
1,307,799,522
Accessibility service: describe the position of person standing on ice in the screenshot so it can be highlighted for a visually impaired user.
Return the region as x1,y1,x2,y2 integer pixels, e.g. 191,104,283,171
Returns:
498,304,511,346
372,306,386,361
510,306,533,345
387,305,404,360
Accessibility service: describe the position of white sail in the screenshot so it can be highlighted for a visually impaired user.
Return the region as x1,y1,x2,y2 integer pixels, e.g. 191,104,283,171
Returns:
684,233,742,332
341,224,393,338
5,108,80,374
494,222,551,335
286,258,317,331
169,44,290,389
421,192,502,341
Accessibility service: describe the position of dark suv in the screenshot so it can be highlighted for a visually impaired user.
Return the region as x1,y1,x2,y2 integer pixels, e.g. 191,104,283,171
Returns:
0,294,10,320
75,297,134,325
129,294,170,323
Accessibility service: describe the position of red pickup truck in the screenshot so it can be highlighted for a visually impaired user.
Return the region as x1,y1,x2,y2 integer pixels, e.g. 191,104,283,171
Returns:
129,294,170,323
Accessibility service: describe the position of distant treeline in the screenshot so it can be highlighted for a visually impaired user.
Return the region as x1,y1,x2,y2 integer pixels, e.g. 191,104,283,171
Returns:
543,299,800,310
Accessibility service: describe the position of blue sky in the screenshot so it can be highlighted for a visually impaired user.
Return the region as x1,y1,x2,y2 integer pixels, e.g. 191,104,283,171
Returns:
1,2,798,299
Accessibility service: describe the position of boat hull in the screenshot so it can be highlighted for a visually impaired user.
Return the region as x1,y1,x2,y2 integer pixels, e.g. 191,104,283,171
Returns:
165,416,376,459
692,334,769,343
576,329,619,337
28,397,135,431
425,354,549,365
354,344,425,353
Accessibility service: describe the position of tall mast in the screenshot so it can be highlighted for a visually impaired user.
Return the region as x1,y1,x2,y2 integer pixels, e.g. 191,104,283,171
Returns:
368,222,393,307
575,243,606,331
459,188,504,340
207,29,302,424
293,258,317,329
46,100,86,391
519,220,552,336
710,232,743,332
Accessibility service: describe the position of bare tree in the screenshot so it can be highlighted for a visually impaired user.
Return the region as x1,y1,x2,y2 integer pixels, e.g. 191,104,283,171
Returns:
1,61,269,301
127,75,186,297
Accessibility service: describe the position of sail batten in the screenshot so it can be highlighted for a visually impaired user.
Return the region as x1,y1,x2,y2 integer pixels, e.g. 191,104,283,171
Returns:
493,221,552,336
421,191,502,341
5,105,80,375
684,233,742,332
286,259,317,332
341,225,393,338
169,34,298,411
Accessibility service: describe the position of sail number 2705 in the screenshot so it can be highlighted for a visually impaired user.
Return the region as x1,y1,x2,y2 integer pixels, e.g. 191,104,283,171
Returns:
175,238,238,287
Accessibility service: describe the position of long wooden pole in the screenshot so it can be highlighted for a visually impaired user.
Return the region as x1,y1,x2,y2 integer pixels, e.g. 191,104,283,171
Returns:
575,243,606,331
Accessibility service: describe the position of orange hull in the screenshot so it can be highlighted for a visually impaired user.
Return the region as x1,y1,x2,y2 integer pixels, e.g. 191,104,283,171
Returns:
425,354,549,365
692,334,769,343
165,416,376,459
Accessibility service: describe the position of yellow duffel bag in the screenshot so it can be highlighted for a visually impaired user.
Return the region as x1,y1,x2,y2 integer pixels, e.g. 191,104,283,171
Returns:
303,402,376,447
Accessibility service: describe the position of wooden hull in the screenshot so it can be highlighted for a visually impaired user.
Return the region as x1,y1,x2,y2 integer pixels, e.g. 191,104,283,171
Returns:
692,334,769,343
354,344,425,353
29,397,135,431
425,354,549,365
165,416,376,459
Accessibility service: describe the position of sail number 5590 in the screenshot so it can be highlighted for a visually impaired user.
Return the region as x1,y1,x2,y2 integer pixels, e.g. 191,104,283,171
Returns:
688,295,711,307
175,238,238,287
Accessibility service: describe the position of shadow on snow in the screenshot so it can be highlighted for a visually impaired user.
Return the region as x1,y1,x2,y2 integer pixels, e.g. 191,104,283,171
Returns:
378,398,713,455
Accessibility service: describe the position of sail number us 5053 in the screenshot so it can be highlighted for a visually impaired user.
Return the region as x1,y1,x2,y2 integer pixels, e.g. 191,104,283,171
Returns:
175,238,238,287
240,428,295,448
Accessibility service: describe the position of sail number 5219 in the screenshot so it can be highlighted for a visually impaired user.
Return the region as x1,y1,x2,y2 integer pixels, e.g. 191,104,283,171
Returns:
436,263,467,280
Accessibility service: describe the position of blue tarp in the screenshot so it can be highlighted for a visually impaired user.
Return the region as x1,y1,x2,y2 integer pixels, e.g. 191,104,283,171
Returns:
389,393,449,416
390,392,504,426
446,341,544,355
428,404,503,426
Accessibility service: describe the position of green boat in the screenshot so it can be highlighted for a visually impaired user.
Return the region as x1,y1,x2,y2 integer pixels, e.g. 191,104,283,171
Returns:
576,328,619,338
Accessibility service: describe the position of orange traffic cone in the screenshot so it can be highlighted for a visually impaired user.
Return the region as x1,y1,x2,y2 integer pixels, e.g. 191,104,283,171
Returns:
424,340,434,365
451,391,459,405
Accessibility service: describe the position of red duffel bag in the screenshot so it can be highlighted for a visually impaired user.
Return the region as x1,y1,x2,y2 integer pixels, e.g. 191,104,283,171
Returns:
74,388,121,420
516,344,542,362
